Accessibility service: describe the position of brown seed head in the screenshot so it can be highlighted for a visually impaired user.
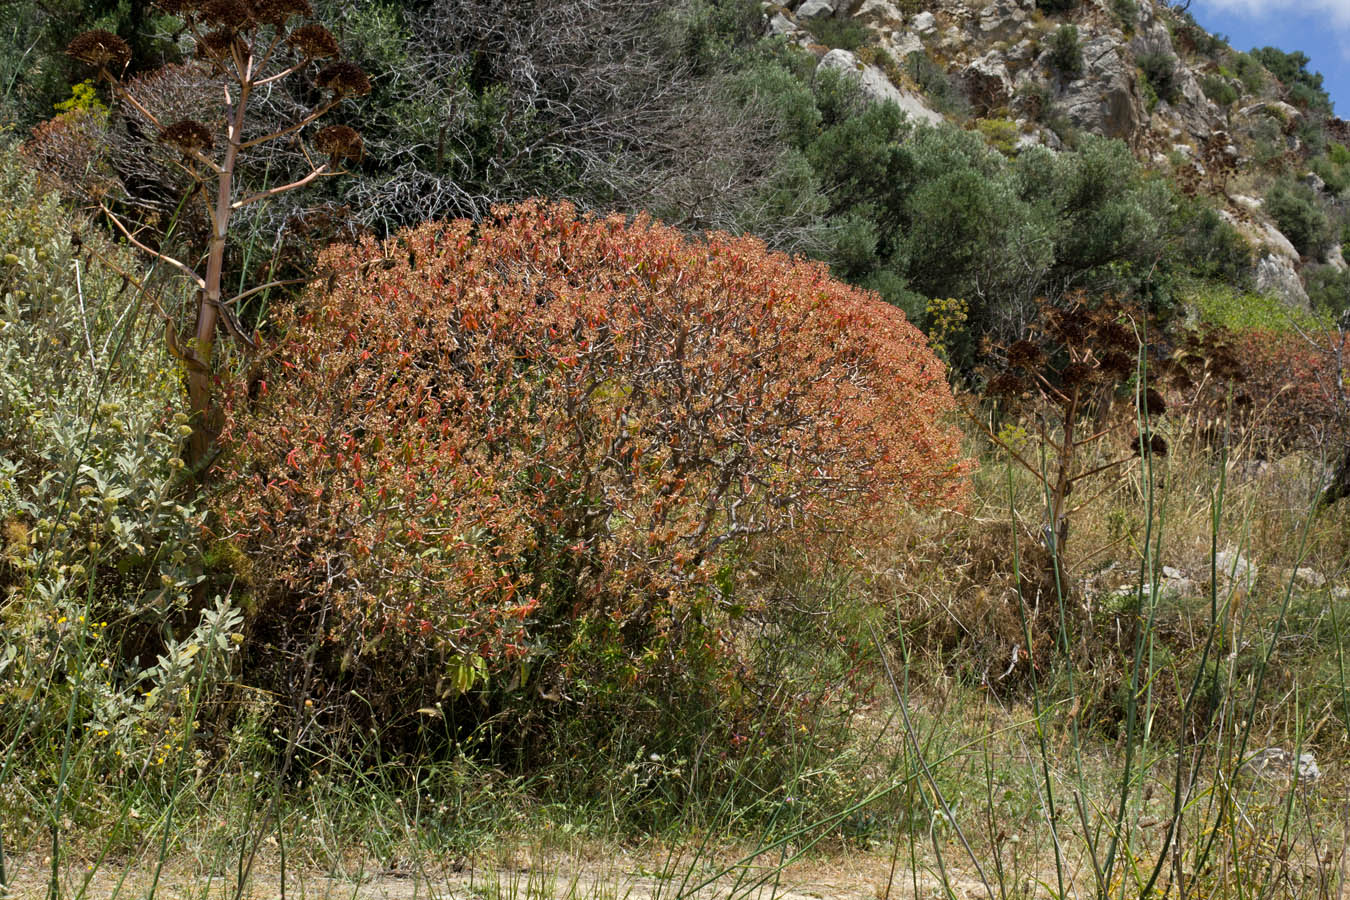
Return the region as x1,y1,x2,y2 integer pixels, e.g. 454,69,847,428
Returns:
159,119,214,153
1143,388,1167,417
317,62,371,97
1050,307,1089,345
1005,339,1043,371
986,372,1028,398
314,124,363,162
200,0,254,28
197,28,248,60
1133,432,1169,457
286,23,339,59
1138,433,1169,457
67,30,132,70
1097,321,1135,352
1099,350,1135,380
1060,362,1094,389
251,0,311,25
1169,371,1195,393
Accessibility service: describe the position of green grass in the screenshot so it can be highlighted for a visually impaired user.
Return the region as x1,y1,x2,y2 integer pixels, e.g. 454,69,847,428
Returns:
1187,281,1331,333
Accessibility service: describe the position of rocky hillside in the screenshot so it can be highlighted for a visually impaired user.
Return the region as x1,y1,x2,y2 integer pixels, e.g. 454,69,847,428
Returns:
765,0,1350,308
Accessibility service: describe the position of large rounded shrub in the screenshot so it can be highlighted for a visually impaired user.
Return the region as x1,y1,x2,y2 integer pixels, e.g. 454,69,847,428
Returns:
216,201,966,723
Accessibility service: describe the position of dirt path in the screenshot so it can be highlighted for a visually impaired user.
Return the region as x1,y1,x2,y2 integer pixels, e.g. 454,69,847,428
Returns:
1,846,993,900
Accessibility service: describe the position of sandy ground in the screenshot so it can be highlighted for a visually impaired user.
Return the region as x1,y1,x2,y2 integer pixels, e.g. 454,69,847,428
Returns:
0,844,995,900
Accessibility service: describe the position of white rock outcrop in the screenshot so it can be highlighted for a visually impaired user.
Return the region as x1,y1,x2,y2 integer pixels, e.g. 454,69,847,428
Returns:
816,49,944,125
796,0,838,19
961,51,1013,113
854,0,903,27
1054,35,1143,141
1255,254,1310,307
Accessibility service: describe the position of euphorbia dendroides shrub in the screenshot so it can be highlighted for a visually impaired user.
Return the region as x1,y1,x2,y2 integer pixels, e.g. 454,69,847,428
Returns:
217,200,966,708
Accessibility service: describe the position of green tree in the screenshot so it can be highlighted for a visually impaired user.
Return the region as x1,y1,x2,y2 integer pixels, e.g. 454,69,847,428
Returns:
1265,176,1332,257
1252,46,1332,113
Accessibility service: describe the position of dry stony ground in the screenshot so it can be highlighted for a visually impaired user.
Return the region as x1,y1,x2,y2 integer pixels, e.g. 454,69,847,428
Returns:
1,844,994,900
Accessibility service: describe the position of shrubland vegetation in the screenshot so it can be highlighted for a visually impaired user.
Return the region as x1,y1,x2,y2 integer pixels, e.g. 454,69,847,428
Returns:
2,0,1350,897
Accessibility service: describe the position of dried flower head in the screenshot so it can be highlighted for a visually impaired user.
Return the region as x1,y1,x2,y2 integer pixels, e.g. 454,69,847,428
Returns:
199,0,254,28
1099,350,1135,379
1169,371,1195,393
1209,352,1245,382
197,28,248,59
286,23,339,59
1097,321,1135,352
987,372,1028,397
316,62,371,97
250,0,311,24
1005,340,1043,370
1060,362,1094,389
1134,432,1169,457
154,0,199,14
314,124,363,163
1050,307,1089,345
159,119,214,153
1143,388,1167,417
67,30,132,71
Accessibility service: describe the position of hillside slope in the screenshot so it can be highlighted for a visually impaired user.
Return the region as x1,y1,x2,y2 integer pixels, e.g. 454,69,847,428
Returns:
767,0,1350,309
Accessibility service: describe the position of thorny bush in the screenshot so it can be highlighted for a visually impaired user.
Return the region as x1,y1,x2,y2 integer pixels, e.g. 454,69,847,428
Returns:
215,200,968,738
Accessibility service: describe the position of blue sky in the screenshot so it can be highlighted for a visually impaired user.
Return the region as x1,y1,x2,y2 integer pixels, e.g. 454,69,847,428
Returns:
1188,0,1349,115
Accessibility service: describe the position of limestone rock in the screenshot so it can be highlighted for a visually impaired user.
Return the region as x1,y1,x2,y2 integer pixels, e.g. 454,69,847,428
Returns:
1239,100,1303,125
796,0,838,19
1328,243,1348,273
881,30,923,59
1158,566,1194,601
1015,126,1062,152
854,0,903,27
1259,221,1299,262
1129,20,1174,59
961,51,1013,114
1242,747,1322,785
911,11,936,34
1054,35,1143,141
1172,67,1222,134
1255,253,1310,307
1215,548,1257,584
816,49,944,125
1293,567,1327,588
767,12,800,37
976,0,1031,37
1005,38,1036,64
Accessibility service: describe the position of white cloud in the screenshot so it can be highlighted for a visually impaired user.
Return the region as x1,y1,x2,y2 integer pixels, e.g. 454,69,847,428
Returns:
1198,0,1350,28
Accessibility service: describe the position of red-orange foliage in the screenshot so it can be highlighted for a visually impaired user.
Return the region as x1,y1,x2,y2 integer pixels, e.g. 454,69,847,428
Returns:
217,201,968,678
1231,328,1348,451
1178,325,1349,453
